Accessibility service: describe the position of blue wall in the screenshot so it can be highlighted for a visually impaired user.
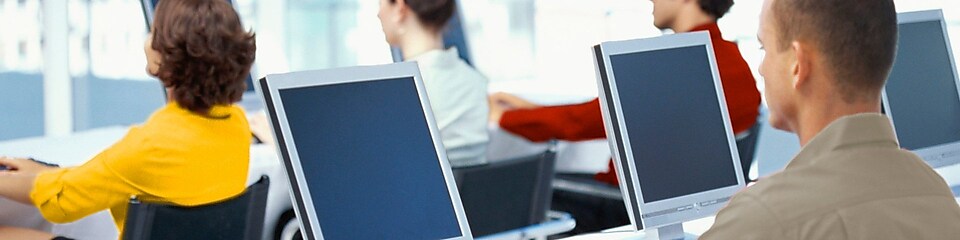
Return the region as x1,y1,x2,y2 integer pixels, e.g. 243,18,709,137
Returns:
0,72,44,141
0,73,164,141
73,76,165,131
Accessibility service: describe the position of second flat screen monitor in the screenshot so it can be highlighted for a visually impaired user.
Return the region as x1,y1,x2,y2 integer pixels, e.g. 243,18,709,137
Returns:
595,31,744,231
609,45,739,203
280,80,461,239
259,63,471,240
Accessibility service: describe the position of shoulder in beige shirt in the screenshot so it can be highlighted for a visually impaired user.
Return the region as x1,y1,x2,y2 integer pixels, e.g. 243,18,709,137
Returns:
701,113,960,239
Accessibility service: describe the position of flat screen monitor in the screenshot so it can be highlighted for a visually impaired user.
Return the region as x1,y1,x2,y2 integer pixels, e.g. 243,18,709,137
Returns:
256,62,473,240
883,9,960,168
593,31,745,237
140,0,259,105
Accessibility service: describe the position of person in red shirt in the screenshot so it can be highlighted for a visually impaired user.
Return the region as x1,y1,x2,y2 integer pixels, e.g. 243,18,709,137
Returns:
490,0,761,186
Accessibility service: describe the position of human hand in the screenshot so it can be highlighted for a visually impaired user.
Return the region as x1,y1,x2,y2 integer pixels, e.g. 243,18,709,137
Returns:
0,226,56,240
488,92,541,124
489,102,506,124
248,111,275,145
0,157,57,175
488,92,541,110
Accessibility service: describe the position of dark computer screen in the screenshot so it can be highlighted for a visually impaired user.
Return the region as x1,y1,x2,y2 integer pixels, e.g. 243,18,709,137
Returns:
886,21,960,150
609,46,739,203
278,78,462,240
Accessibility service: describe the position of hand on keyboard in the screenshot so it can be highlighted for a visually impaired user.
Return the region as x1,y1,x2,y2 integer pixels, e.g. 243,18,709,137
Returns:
0,157,58,174
0,156,15,171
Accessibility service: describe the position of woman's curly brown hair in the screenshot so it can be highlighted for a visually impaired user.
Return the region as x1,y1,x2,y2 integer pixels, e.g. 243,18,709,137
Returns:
152,0,256,115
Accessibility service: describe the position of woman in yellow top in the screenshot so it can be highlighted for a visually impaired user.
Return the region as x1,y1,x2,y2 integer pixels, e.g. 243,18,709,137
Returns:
0,0,256,239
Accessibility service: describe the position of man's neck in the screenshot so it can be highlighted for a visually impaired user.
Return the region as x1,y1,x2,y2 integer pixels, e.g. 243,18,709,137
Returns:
672,10,717,33
399,26,444,60
794,98,882,146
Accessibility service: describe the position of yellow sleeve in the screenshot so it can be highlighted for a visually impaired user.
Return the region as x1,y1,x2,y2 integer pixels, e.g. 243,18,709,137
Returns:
29,129,148,224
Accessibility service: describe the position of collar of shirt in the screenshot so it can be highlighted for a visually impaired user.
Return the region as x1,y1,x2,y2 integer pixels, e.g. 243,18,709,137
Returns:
407,47,461,69
786,113,899,169
163,101,236,119
689,22,724,42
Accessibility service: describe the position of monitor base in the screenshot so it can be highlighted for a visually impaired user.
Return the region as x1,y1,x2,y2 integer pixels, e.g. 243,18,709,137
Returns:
645,224,697,240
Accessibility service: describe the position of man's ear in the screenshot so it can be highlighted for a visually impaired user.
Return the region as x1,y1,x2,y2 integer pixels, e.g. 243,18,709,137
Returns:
791,41,810,91
394,0,410,23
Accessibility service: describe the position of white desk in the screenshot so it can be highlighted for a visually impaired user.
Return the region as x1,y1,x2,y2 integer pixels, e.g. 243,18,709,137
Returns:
936,164,960,189
559,217,715,240
486,125,610,174
0,126,291,240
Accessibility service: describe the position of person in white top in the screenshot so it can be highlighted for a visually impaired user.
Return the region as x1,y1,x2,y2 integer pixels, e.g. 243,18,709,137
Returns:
378,0,489,167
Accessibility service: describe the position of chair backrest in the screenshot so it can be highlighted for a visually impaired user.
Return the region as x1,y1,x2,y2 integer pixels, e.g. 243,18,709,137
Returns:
735,120,762,182
122,176,270,240
453,144,558,236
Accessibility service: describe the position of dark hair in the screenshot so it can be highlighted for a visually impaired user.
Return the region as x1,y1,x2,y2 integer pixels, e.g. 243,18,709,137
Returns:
773,0,897,102
152,0,256,115
390,0,456,31
699,0,734,19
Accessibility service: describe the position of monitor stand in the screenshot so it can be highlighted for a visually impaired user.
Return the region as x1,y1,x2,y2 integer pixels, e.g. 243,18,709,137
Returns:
644,223,697,240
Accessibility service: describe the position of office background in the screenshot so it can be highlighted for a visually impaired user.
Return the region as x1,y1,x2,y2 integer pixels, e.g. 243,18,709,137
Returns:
1,0,958,141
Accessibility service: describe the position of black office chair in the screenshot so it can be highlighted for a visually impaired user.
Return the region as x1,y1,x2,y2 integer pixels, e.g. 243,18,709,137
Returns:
737,105,767,183
122,176,270,240
550,173,629,235
735,112,764,182
453,144,558,237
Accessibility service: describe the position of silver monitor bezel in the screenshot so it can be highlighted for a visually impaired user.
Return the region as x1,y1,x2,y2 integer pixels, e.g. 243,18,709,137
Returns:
593,44,642,230
594,31,746,230
882,9,960,169
256,62,473,240
140,0,156,27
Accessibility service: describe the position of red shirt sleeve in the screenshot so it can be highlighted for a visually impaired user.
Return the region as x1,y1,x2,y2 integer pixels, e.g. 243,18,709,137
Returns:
499,98,606,142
